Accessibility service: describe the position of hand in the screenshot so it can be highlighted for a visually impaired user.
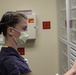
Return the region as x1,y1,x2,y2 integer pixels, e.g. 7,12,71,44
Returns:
72,60,76,73
64,60,76,75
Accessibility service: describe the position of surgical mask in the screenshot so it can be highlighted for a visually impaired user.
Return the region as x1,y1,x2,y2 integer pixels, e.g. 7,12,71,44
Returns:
13,29,29,46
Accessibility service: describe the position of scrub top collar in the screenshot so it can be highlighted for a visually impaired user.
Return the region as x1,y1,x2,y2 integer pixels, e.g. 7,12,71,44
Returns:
1,46,21,57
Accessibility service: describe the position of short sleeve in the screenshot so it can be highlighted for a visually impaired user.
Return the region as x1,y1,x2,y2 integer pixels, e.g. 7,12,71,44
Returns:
14,56,32,74
3,56,21,75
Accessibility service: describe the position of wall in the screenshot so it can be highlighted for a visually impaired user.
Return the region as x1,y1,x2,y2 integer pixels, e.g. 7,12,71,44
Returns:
0,0,59,75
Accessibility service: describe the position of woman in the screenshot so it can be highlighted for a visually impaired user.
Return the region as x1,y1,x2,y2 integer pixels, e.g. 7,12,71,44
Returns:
0,11,34,75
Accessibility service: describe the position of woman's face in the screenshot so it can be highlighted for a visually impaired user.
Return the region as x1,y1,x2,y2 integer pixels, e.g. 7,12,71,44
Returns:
15,17,27,31
12,17,27,38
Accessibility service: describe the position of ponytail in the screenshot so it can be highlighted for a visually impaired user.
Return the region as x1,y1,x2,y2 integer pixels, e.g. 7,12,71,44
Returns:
0,22,4,34
0,21,7,36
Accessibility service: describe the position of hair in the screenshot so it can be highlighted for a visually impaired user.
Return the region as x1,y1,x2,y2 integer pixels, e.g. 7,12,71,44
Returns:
0,11,27,37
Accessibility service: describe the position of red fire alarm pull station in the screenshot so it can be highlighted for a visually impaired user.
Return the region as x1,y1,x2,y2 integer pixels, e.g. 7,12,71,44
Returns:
17,47,25,55
43,21,51,29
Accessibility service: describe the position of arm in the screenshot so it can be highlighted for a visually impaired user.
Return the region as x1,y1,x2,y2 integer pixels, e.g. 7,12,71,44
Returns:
4,56,33,75
64,61,76,75
3,56,21,75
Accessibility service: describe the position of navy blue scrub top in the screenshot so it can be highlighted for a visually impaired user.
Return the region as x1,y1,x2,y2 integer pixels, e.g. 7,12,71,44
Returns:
0,46,31,75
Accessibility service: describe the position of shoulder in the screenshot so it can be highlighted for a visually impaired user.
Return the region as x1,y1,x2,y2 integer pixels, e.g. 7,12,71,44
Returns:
3,55,32,74
3,55,19,69
3,56,21,75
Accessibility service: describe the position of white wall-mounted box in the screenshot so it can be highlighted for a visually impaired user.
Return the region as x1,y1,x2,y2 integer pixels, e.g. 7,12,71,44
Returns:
27,14,36,39
0,34,5,44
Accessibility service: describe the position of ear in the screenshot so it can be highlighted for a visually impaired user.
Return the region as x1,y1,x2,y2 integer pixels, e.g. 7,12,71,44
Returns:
7,27,14,36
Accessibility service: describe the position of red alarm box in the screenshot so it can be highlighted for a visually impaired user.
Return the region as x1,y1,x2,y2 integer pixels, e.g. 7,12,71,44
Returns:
17,47,25,55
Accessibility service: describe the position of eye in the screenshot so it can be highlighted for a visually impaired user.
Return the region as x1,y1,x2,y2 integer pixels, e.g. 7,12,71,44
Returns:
22,26,27,31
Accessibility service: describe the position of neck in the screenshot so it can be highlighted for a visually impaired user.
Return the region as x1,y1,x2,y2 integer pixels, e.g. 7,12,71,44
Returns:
4,37,18,50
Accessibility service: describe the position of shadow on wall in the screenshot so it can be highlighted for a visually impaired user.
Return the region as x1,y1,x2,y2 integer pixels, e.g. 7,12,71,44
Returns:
23,40,36,48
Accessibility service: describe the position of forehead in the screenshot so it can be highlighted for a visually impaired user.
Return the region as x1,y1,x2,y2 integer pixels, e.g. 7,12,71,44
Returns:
16,17,27,27
19,17,27,24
